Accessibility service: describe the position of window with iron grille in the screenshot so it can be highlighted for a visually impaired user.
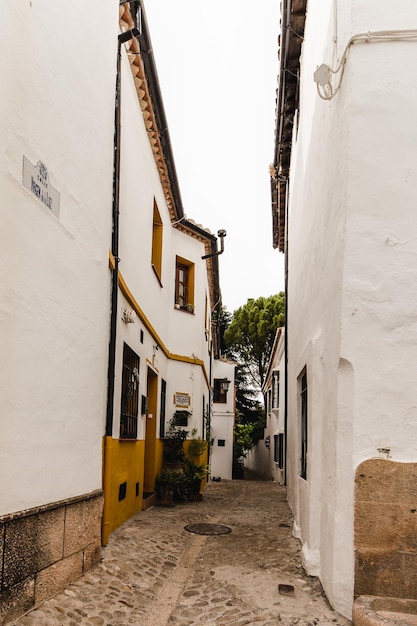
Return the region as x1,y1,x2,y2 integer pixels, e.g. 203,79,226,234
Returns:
272,371,280,408
273,433,284,467
120,343,140,439
159,378,166,438
299,368,308,480
278,433,284,468
274,434,279,463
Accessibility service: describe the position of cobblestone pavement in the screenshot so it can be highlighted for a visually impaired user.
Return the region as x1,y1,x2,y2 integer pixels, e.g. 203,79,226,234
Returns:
11,480,351,626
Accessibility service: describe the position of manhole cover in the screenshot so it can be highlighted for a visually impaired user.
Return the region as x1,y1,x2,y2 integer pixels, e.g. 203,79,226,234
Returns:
184,523,232,535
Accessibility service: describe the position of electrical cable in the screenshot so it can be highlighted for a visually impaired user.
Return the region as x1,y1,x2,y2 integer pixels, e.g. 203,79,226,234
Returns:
316,29,417,100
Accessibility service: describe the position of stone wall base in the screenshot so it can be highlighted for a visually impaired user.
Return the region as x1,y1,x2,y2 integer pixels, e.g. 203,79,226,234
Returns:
0,490,103,625
354,459,417,599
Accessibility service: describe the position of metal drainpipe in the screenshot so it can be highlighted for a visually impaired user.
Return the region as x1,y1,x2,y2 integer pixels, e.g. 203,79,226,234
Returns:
281,0,291,487
208,338,213,465
105,36,123,438
284,180,289,486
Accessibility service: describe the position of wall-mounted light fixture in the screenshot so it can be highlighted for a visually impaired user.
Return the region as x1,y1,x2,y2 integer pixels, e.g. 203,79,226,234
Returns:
202,229,227,260
221,378,231,392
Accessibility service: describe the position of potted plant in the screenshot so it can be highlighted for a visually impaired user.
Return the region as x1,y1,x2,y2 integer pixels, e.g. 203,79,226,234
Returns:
155,467,185,505
187,434,207,459
163,419,189,464
183,459,209,501
180,303,194,313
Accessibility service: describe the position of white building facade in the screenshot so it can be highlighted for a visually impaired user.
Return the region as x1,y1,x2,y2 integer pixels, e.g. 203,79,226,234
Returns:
272,0,417,619
246,328,285,483
0,1,225,622
210,360,236,481
0,1,117,621
101,2,224,542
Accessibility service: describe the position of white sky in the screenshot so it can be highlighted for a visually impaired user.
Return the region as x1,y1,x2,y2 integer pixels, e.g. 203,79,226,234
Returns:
144,0,285,314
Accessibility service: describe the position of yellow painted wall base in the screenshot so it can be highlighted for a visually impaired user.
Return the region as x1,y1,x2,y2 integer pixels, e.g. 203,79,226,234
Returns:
102,436,145,545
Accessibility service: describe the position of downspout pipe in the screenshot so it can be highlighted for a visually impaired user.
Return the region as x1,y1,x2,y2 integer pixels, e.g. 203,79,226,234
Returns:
105,38,122,438
280,0,292,486
284,181,289,486
106,28,139,438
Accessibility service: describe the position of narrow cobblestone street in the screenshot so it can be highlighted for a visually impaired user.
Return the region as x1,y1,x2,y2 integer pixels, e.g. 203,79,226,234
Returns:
11,480,351,626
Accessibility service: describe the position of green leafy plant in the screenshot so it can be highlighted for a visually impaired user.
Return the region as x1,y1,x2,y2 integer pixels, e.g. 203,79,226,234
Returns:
163,417,189,464
183,458,209,482
156,466,185,487
171,410,191,427
187,429,207,459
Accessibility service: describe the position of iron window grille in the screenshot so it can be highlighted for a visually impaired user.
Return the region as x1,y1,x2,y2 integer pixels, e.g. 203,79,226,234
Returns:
272,371,280,409
120,343,140,439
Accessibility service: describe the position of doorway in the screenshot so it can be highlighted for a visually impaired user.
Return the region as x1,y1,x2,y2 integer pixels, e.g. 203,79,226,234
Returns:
143,367,158,494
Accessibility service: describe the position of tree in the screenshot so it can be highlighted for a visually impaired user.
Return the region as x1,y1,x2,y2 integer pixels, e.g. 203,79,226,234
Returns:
224,293,285,391
220,295,285,474
217,303,232,356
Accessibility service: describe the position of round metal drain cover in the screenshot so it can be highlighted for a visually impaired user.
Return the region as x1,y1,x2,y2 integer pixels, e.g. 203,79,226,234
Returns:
184,523,232,535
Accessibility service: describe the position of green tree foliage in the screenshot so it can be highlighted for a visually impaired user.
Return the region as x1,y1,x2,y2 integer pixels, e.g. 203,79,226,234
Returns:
233,364,264,426
224,293,285,390
218,295,285,474
217,304,232,356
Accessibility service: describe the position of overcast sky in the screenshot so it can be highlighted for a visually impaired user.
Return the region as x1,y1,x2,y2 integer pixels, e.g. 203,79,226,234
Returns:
144,1,285,314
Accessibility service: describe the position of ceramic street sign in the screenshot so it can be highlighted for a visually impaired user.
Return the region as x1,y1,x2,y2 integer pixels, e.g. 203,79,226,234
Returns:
22,156,60,219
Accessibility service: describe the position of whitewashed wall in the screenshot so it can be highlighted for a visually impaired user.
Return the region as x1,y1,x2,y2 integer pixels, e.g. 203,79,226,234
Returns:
0,2,116,515
247,329,285,482
210,360,235,480
285,0,417,618
113,45,213,441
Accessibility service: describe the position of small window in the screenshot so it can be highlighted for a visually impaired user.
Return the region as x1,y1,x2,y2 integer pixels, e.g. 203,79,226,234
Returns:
175,256,194,311
274,433,284,468
120,343,140,439
272,371,280,409
213,378,227,403
274,434,279,463
299,368,308,480
151,200,163,282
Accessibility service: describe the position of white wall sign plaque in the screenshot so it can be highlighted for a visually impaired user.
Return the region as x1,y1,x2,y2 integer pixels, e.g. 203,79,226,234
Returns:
22,156,60,219
174,392,190,408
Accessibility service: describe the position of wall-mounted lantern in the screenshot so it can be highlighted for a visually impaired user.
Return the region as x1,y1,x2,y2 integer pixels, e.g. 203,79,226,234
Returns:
221,378,231,392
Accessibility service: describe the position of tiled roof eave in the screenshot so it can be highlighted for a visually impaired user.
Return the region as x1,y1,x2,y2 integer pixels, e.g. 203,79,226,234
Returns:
271,0,307,253
119,4,180,224
118,3,221,353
